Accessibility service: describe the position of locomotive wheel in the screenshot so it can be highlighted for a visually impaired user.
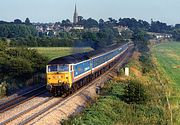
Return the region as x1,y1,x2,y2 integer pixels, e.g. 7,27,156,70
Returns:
57,90,63,96
53,91,58,97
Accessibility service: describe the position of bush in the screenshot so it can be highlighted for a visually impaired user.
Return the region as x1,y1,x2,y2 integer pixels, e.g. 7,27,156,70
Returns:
0,47,48,79
123,80,148,104
0,43,48,94
6,57,33,79
139,53,153,73
0,81,7,97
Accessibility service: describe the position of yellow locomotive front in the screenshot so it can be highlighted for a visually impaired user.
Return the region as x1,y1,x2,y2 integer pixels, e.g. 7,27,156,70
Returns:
46,64,73,95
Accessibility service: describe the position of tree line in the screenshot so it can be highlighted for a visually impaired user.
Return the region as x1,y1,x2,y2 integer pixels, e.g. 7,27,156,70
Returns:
0,17,179,49
0,18,37,38
0,41,48,95
8,27,132,50
61,17,180,41
0,41,48,80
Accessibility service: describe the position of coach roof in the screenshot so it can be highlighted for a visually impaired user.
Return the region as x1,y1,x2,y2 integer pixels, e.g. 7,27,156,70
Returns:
47,43,125,65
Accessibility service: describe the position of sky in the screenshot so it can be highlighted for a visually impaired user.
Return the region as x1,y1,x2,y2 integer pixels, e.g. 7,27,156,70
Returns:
0,0,179,25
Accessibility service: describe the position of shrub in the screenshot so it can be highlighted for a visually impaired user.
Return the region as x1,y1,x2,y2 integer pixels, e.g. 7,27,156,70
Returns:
7,57,33,79
0,81,8,97
139,53,153,73
123,80,148,104
0,43,48,94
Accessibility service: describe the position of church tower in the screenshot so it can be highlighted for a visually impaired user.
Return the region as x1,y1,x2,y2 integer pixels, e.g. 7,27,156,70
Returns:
73,4,78,24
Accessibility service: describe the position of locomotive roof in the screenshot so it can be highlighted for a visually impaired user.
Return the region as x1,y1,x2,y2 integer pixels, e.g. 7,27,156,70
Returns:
48,43,126,65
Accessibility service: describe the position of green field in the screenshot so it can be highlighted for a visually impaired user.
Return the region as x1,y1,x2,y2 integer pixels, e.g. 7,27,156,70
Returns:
31,47,93,60
152,42,180,87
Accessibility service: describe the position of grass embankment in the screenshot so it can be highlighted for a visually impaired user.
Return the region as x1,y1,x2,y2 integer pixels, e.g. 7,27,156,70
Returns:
152,42,180,87
62,51,172,125
32,47,93,60
152,41,180,124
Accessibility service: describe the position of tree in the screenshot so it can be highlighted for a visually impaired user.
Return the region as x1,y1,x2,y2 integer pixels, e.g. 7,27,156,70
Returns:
150,20,172,33
61,19,72,27
99,19,105,29
78,16,83,22
121,29,133,39
172,28,180,41
14,19,22,24
175,24,180,29
132,30,150,52
0,23,37,38
118,18,150,31
84,18,98,28
107,17,117,27
25,18,31,24
0,41,8,51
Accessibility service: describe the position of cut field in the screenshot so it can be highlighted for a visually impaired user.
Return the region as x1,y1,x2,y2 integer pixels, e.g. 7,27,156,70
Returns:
31,47,93,60
152,42,180,87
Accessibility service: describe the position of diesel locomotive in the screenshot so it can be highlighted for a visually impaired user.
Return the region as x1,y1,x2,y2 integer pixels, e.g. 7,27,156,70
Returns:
46,42,132,96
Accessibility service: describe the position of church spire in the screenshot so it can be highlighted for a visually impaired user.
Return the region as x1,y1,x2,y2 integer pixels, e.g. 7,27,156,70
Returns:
75,4,77,15
73,4,78,24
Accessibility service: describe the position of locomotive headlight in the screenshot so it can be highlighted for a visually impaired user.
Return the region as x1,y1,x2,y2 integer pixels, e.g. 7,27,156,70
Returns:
65,75,68,79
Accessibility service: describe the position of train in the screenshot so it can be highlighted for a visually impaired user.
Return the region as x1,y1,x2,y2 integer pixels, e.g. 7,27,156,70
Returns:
46,42,133,96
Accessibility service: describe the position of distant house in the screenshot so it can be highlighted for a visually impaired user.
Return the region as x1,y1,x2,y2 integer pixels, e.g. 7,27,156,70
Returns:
36,26,43,32
72,25,84,30
147,32,172,40
88,27,99,32
63,26,73,32
113,26,129,35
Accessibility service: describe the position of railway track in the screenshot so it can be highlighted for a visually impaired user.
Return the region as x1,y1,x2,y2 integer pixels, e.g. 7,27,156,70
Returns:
2,73,104,125
0,47,134,125
1,79,98,125
0,85,46,113
0,96,54,125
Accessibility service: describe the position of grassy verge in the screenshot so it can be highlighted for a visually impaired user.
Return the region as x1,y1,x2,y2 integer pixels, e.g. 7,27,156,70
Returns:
31,47,93,60
62,51,172,125
152,41,180,124
151,42,180,87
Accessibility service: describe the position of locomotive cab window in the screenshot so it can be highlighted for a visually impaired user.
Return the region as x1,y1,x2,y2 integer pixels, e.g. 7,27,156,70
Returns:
59,65,69,72
48,65,58,72
48,65,69,72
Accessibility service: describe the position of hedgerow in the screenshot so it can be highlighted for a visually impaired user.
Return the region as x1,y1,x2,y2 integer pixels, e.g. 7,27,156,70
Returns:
0,41,48,97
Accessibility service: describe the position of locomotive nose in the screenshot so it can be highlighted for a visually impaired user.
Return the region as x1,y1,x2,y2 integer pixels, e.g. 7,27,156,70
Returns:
47,72,70,85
